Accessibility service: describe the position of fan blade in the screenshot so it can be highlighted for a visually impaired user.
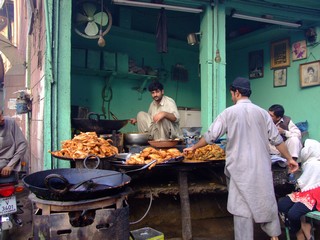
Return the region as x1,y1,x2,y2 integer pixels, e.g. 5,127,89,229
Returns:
84,22,99,36
94,12,108,26
76,13,88,23
83,2,97,17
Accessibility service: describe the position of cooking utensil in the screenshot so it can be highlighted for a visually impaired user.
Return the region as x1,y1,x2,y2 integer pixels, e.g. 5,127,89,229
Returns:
109,111,118,120
47,160,156,193
124,132,151,145
22,160,155,201
23,168,130,201
72,112,129,134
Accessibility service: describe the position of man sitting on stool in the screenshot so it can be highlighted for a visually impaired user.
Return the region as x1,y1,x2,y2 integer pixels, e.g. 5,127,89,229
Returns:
130,81,181,140
268,104,302,183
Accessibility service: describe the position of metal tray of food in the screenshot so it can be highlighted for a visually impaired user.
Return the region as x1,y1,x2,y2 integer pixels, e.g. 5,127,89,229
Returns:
110,154,184,169
50,152,115,161
182,158,225,163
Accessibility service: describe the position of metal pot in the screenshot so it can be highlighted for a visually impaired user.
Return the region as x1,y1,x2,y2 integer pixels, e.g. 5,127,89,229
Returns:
72,113,128,134
124,132,151,145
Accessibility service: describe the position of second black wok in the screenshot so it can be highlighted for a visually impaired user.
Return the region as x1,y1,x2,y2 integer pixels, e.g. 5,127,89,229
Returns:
72,112,128,134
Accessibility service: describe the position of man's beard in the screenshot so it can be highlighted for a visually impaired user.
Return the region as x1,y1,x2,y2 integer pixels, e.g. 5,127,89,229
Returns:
153,96,162,102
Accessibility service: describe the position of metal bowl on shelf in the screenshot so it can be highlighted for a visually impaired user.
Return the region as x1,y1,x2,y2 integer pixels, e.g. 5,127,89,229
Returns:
124,132,151,146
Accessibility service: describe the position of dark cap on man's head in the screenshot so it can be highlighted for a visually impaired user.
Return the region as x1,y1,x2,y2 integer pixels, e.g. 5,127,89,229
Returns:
231,77,251,90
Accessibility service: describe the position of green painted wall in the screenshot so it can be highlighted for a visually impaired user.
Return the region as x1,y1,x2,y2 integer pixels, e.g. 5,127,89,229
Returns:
69,3,319,141
71,31,201,133
227,27,320,140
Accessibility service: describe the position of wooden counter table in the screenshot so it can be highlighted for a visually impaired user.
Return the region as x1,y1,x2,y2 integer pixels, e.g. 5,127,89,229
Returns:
114,160,227,240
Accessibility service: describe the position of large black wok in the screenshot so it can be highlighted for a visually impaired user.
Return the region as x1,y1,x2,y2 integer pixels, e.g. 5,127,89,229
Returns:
23,160,156,201
23,168,131,201
72,113,128,134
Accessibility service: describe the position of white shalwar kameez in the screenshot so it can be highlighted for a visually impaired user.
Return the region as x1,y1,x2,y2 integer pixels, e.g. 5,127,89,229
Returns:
203,99,283,239
136,95,181,139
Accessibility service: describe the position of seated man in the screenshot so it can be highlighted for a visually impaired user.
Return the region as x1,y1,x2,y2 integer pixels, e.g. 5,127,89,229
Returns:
0,111,28,176
268,104,302,161
130,81,181,140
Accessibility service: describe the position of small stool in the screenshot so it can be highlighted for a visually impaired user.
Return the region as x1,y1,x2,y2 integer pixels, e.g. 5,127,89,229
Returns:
284,211,320,240
305,211,320,238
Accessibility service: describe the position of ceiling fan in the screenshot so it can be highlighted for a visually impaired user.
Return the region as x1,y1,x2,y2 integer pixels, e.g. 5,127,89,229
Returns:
74,0,112,46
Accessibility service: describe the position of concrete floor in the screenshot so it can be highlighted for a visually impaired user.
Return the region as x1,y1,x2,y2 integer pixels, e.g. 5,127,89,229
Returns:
8,190,33,240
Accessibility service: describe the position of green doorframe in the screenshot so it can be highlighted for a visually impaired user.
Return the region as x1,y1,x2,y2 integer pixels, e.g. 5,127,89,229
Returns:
199,5,214,131
213,2,226,118
43,0,53,170
43,0,71,169
199,2,226,132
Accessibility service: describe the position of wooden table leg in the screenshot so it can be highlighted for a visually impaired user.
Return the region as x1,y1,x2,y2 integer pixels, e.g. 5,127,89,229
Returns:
178,170,192,240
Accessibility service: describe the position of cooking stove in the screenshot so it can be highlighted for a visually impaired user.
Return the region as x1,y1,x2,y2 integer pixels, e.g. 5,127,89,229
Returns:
30,187,131,240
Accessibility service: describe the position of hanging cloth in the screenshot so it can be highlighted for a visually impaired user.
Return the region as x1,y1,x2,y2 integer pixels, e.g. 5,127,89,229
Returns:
156,8,168,53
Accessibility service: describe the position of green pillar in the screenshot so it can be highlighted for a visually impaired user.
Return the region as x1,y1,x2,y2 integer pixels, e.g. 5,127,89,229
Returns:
43,0,53,170
199,5,214,132
199,2,226,133
213,2,226,118
44,0,71,169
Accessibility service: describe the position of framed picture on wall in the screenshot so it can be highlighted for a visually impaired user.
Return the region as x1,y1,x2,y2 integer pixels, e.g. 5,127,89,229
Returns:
273,68,287,87
248,50,264,79
270,39,290,69
299,60,320,88
292,40,307,61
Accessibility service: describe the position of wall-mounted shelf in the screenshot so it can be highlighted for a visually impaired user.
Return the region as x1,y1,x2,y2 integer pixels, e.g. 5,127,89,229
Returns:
72,67,156,79
72,67,114,77
116,72,157,94
72,67,157,94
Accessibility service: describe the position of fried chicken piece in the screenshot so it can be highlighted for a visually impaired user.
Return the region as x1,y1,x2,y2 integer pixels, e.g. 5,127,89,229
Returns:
157,149,168,158
183,150,194,159
166,148,182,157
140,147,158,158
147,154,163,162
50,132,119,159
126,154,145,165
125,147,183,167
183,144,225,161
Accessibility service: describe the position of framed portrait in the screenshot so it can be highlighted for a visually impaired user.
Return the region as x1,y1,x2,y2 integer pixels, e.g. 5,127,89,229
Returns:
248,50,264,79
270,39,290,69
292,40,307,61
273,68,287,87
299,60,320,88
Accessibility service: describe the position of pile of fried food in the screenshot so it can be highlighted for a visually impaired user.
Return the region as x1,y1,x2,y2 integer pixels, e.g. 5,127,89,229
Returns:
50,132,118,159
126,147,183,169
183,144,225,162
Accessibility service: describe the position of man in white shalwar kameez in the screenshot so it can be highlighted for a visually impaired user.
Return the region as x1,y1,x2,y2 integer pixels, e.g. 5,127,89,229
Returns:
184,77,299,240
130,81,181,140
